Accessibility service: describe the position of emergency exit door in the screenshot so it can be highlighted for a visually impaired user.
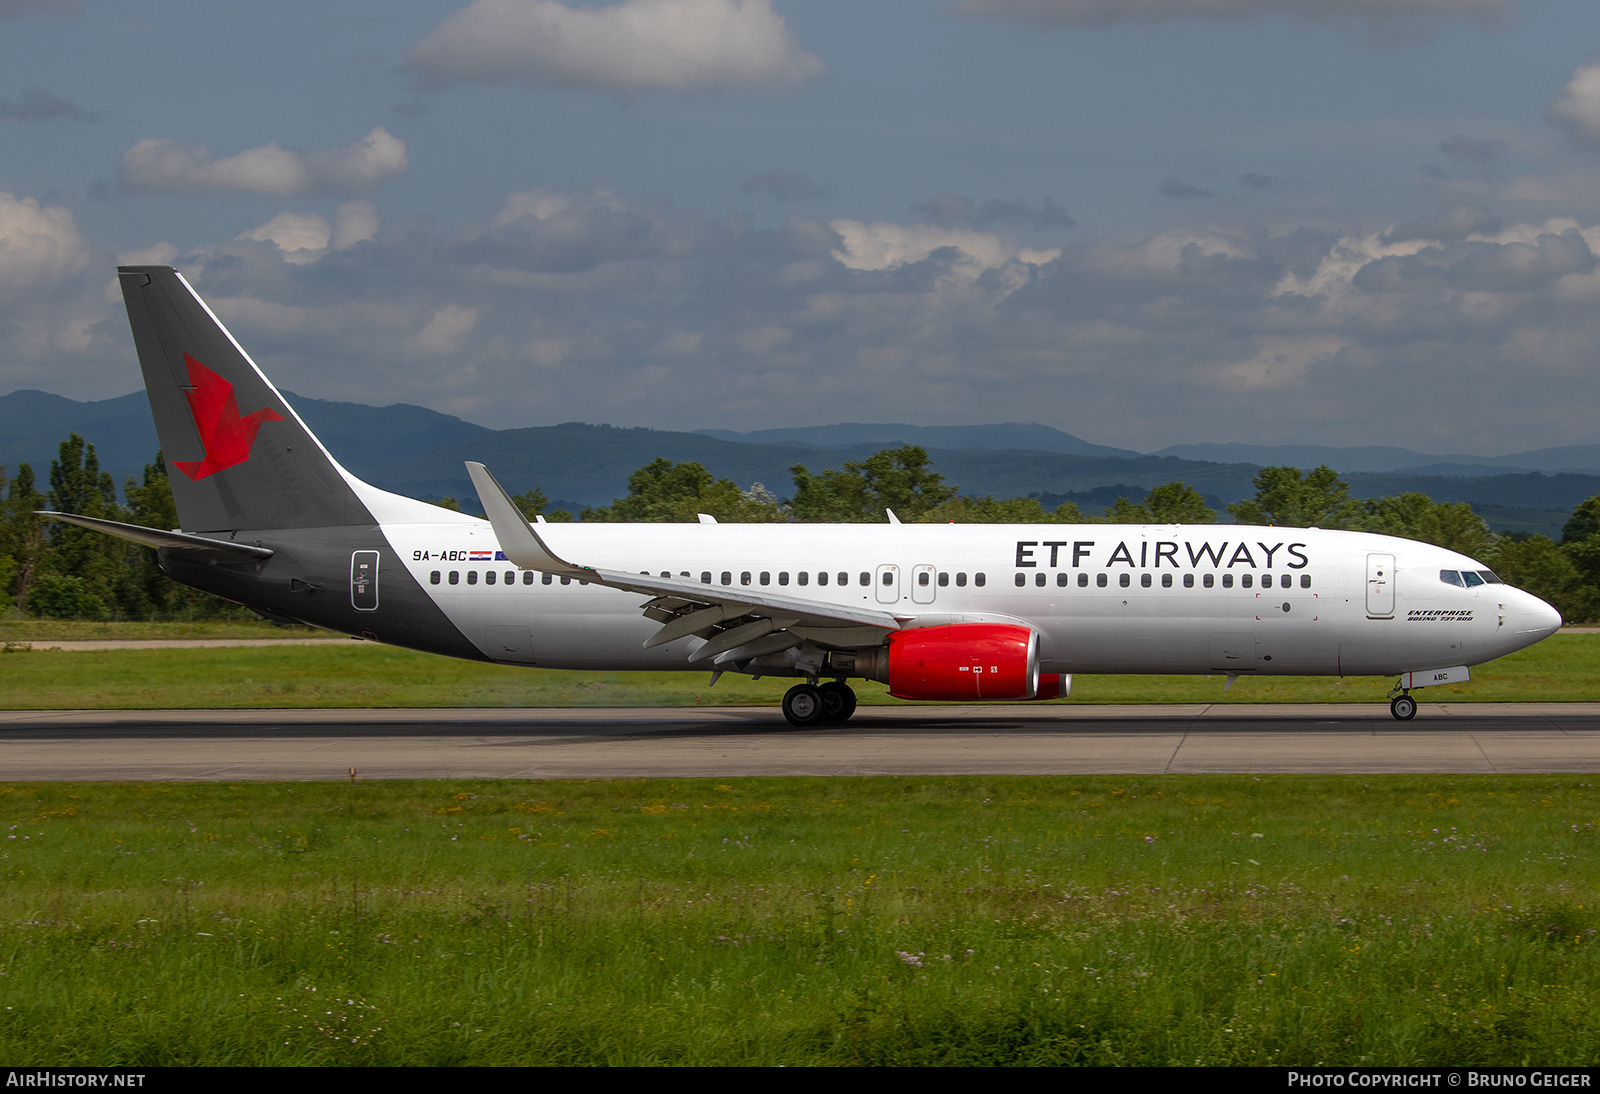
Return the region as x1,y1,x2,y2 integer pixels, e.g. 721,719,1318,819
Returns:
1366,553,1394,618
351,550,379,611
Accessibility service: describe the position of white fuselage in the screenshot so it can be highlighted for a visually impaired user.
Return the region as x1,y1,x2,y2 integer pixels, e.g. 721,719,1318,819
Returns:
380,520,1562,677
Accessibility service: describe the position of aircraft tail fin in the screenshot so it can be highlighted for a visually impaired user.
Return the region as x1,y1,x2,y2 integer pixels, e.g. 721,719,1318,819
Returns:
117,265,374,533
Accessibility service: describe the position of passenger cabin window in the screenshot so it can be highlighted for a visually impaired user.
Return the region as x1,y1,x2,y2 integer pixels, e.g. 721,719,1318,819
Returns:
1119,574,1130,588
918,572,930,586
1162,574,1173,588
760,572,770,586
818,572,829,586
701,572,711,584
1057,573,1068,587
523,572,534,584
430,571,440,585
860,573,871,586
1260,574,1271,589
882,572,893,586
839,573,849,586
956,573,967,587
449,571,459,585
1241,574,1253,589
1299,574,1311,589
543,573,553,585
1183,574,1194,588
1078,573,1088,587
1096,573,1107,587
721,572,732,585
1140,574,1152,588
1015,573,1026,587
974,573,985,587
778,572,789,586
938,572,949,587
741,572,751,586
485,571,495,585
798,572,809,586
1221,574,1233,588
1203,574,1214,588
561,576,571,585
467,571,478,585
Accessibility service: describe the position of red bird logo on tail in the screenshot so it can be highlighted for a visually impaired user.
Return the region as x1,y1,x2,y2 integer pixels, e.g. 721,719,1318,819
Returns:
172,353,284,481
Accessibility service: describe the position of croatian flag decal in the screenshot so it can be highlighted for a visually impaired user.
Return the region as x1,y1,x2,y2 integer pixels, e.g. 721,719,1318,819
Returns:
469,550,493,561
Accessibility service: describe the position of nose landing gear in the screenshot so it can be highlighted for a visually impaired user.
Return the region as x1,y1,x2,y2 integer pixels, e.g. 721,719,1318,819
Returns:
1387,683,1417,721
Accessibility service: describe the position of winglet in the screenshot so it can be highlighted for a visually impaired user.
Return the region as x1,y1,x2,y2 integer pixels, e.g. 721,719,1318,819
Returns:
465,462,585,575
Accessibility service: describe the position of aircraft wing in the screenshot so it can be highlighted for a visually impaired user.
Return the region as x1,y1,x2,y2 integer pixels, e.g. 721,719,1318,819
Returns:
466,462,904,664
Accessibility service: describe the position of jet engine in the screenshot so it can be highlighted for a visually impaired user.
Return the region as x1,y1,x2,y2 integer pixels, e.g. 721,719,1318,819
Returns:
859,623,1042,701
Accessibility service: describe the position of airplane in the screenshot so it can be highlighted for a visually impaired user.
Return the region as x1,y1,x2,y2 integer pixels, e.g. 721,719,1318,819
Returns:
41,265,1564,725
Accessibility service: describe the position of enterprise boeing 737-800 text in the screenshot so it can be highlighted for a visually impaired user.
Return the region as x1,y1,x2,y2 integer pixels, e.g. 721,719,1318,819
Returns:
44,266,1563,725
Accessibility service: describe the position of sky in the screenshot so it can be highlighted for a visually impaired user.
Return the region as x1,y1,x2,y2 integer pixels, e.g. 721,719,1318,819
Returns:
3,0,1600,456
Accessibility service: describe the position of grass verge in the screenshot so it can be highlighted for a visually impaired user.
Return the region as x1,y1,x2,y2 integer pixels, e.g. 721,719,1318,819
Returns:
1,775,1596,1065
0,633,1596,708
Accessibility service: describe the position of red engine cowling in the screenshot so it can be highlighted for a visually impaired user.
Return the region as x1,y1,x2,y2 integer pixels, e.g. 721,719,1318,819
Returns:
887,623,1040,701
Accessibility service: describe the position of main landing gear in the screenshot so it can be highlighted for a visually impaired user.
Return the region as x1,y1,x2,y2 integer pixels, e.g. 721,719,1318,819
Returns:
782,681,858,727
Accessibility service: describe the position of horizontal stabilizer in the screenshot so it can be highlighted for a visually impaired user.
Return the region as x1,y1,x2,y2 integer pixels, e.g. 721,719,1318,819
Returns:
37,511,274,560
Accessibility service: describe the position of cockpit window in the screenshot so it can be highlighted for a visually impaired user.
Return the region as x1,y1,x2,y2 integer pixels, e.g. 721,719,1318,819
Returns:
1461,571,1485,588
1440,570,1464,587
1478,570,1503,584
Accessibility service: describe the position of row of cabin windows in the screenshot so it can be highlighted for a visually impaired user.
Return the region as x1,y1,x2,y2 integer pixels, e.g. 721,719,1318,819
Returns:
428,567,1318,592
1014,571,1316,590
427,569,992,588
431,570,589,586
708,570,988,588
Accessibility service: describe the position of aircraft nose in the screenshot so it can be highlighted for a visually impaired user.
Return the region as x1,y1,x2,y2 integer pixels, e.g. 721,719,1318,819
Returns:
1512,592,1562,641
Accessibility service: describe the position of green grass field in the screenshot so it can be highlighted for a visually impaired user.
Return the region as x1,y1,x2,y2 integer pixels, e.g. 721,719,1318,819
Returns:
1,630,1597,709
2,775,1595,1065
0,617,318,643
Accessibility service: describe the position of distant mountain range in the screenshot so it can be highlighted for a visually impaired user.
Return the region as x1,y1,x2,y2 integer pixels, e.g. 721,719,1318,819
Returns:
4,389,1597,536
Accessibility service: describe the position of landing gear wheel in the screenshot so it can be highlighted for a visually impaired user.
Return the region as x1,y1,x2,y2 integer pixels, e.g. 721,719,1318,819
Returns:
1390,694,1417,721
817,681,858,724
782,684,825,727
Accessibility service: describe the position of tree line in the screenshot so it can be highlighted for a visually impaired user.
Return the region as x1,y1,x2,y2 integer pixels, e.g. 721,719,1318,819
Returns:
5,437,1598,622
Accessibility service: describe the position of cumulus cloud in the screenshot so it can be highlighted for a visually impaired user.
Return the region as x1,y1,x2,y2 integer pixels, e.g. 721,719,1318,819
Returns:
411,304,480,355
118,127,407,197
1381,203,1503,244
0,191,87,298
829,220,1013,272
407,0,823,94
30,180,1600,458
911,194,1074,230
953,0,1515,42
239,212,332,257
742,169,831,202
0,85,98,123
1546,61,1600,151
